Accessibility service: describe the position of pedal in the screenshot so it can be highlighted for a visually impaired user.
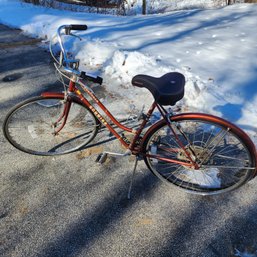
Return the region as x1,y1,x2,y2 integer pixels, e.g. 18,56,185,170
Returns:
95,153,108,164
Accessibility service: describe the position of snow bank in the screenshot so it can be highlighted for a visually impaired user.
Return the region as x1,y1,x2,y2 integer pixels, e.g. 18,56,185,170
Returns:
0,1,257,140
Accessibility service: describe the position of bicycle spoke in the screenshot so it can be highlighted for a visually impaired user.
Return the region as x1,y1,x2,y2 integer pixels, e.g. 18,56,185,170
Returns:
212,154,248,162
213,142,243,156
158,164,180,172
198,128,231,166
201,165,255,170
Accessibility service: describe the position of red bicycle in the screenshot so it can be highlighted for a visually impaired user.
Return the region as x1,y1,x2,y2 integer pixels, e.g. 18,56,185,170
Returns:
3,25,257,196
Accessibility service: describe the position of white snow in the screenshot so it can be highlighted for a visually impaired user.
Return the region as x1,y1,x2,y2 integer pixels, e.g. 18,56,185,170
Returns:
177,168,221,188
1,1,257,143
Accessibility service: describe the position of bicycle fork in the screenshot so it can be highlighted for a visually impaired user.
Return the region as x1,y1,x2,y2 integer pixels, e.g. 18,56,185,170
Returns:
52,96,72,135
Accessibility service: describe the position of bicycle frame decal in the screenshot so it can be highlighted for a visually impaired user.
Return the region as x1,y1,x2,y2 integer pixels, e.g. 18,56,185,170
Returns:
88,105,108,126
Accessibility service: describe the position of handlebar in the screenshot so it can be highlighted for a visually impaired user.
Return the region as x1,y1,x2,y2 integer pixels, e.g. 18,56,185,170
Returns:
57,24,87,65
53,24,103,85
65,24,88,34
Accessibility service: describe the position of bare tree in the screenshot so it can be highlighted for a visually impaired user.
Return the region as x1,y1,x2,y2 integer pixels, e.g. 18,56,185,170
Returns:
142,0,146,14
227,0,235,5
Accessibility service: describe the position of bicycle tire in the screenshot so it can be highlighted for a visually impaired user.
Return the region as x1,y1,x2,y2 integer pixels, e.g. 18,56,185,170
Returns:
142,113,256,195
3,95,100,156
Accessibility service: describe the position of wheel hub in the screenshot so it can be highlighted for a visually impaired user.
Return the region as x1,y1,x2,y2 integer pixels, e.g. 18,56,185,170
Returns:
177,144,210,164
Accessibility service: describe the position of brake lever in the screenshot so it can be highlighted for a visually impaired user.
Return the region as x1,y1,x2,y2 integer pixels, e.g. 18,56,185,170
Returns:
70,33,82,41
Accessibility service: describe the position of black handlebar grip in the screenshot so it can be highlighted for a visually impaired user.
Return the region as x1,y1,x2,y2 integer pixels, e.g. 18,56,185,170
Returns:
95,76,103,85
81,72,103,85
69,24,88,31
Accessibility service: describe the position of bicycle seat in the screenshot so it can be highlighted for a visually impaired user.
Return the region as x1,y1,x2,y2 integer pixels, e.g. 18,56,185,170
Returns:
132,72,185,106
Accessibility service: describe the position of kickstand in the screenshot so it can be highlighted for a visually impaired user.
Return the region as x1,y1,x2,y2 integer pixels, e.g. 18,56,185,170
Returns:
127,156,139,200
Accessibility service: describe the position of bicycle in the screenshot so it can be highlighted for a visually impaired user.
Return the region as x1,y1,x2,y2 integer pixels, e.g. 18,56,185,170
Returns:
3,24,257,197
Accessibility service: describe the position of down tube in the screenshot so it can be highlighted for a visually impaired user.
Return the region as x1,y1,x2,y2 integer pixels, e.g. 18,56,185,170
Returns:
78,80,133,133
75,91,130,149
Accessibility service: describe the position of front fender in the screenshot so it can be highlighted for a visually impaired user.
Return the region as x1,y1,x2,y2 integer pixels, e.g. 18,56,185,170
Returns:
41,92,64,98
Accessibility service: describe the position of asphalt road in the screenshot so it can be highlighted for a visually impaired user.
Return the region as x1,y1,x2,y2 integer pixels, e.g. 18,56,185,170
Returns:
1,24,257,257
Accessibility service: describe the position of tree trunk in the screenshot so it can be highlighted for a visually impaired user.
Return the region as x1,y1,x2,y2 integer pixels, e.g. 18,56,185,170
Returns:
142,0,146,14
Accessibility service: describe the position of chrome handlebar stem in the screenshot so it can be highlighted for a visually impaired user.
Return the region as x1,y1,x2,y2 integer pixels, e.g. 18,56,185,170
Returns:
56,25,81,73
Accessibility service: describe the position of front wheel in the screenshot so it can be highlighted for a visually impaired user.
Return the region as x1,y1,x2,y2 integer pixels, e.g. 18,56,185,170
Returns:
142,113,256,195
3,95,100,155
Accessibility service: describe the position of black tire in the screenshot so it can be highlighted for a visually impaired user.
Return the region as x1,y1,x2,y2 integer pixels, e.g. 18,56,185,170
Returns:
142,113,256,195
3,95,100,155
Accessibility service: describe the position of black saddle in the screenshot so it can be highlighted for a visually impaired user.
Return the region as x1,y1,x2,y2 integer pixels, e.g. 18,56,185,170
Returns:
132,72,185,106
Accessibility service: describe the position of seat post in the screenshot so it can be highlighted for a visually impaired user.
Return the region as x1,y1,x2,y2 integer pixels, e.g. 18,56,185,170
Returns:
128,102,157,151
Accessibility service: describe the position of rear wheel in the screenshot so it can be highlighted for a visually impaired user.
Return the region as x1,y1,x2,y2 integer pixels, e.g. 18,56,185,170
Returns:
3,96,100,155
142,114,256,195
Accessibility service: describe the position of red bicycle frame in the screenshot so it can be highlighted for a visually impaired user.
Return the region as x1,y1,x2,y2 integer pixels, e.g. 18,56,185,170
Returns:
42,77,197,168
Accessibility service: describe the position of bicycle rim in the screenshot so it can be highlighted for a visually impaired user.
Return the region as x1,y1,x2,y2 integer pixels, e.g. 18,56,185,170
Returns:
3,96,99,155
142,114,256,195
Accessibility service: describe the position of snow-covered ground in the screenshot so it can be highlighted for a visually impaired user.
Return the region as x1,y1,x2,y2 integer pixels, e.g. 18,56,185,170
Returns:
1,1,257,142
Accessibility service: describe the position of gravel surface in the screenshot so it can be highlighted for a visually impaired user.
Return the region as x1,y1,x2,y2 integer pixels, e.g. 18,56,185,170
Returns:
1,24,257,257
